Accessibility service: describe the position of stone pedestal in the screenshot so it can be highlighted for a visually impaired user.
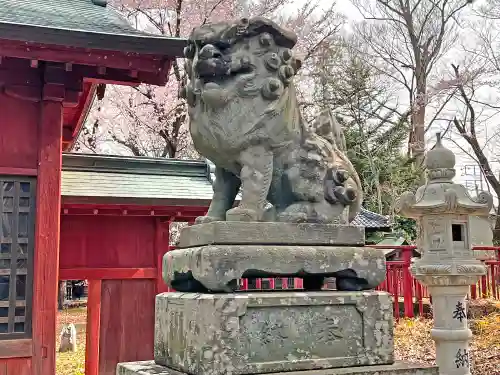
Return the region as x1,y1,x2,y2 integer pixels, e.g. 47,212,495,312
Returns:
163,222,386,293
117,361,439,375
154,291,394,375
117,220,439,375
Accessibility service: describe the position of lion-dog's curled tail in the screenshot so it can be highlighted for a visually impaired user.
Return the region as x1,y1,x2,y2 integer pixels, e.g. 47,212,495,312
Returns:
312,109,363,223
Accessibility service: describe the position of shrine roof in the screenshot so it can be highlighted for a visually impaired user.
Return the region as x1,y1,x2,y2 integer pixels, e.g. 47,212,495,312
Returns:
60,153,392,228
351,208,391,229
0,0,185,55
61,153,214,205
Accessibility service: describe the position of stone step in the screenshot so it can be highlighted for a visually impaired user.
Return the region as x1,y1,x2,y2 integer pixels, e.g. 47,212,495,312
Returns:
117,361,439,375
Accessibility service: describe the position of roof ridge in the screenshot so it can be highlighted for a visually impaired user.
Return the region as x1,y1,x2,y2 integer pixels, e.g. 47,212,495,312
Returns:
62,153,210,177
360,207,389,221
63,152,205,163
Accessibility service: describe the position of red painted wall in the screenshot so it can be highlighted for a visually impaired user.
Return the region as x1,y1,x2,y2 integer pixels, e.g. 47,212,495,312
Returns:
60,216,157,375
99,280,155,375
0,358,32,375
0,92,39,169
60,216,156,269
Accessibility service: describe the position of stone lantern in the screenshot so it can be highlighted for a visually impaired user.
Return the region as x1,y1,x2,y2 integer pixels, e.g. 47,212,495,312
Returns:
395,133,493,375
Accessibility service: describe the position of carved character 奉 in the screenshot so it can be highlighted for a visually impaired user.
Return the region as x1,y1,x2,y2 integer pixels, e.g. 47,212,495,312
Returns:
181,17,363,224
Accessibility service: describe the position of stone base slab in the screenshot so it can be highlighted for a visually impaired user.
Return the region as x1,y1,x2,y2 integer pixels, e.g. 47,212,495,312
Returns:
163,244,386,292
117,361,439,375
154,291,394,375
178,221,365,248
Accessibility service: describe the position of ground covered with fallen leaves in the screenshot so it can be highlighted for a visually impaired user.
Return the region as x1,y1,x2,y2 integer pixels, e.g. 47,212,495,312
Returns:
56,299,500,375
56,307,87,375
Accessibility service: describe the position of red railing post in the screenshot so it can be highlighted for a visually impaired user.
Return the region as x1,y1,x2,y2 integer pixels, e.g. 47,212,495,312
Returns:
401,247,414,318
491,262,498,299
415,280,424,316
392,265,400,320
481,273,488,298
470,283,477,300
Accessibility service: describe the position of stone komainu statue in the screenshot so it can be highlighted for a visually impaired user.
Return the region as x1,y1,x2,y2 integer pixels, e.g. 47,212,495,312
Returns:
181,17,362,224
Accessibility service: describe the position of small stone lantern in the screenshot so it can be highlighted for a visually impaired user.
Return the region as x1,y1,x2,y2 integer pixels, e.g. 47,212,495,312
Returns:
395,133,493,375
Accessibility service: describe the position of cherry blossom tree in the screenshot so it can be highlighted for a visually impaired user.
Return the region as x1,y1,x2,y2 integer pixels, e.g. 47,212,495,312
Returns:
75,0,343,158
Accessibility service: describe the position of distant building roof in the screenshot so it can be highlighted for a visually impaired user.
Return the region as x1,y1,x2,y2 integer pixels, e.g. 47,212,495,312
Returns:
0,0,185,55
61,153,392,228
374,235,420,258
351,208,391,229
376,236,407,246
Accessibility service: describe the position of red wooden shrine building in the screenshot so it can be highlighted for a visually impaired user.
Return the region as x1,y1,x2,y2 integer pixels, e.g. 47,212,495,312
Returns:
0,0,185,374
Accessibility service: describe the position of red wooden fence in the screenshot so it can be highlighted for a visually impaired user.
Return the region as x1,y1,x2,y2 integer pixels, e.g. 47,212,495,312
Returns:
238,245,500,319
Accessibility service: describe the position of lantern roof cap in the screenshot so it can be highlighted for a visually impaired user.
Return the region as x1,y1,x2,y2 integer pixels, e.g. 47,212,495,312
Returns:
395,134,493,218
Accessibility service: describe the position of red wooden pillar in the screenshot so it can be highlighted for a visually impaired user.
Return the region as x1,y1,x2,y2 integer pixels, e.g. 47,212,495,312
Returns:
32,98,63,375
85,280,102,375
155,218,171,294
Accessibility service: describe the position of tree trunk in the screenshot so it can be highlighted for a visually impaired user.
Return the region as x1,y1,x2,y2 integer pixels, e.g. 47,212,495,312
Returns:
412,79,427,184
58,281,66,311
493,203,500,245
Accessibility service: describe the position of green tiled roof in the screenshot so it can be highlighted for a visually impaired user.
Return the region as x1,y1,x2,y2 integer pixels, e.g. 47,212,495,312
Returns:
0,0,186,55
1,0,141,36
62,171,215,201
61,153,214,205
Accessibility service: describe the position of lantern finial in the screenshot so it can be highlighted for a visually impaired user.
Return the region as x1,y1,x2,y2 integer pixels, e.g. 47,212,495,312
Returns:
425,132,456,181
